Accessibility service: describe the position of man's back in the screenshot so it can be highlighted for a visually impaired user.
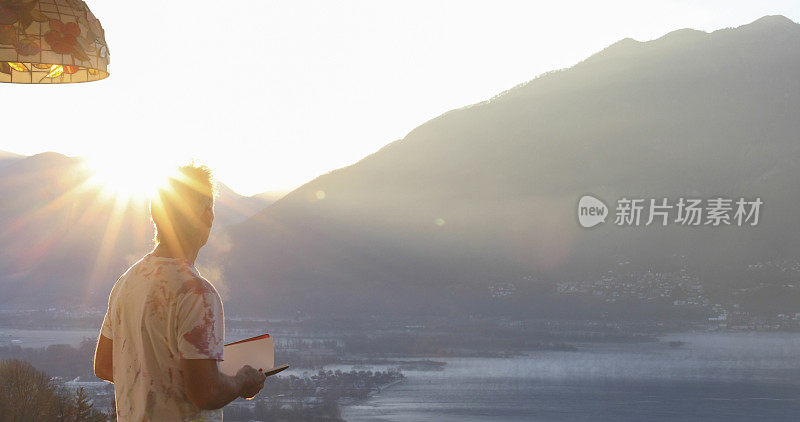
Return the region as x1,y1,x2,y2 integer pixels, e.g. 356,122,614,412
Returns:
101,253,225,421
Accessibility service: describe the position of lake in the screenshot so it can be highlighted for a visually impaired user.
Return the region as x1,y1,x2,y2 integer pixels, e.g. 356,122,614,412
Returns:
4,327,800,420
339,332,800,421
0,328,98,348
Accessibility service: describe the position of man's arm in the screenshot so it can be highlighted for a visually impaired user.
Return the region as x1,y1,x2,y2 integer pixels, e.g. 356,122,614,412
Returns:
180,360,265,410
176,278,265,409
93,334,113,383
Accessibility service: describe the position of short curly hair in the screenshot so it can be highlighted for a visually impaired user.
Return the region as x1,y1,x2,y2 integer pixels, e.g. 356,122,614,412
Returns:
149,164,216,245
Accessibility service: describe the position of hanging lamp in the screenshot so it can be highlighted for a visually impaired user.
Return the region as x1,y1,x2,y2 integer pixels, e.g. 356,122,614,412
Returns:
0,0,109,83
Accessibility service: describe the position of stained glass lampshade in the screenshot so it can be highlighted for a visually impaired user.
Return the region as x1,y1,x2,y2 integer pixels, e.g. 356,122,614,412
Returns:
0,0,109,83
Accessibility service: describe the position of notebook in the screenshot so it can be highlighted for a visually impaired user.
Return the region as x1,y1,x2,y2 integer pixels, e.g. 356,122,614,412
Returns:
219,333,289,377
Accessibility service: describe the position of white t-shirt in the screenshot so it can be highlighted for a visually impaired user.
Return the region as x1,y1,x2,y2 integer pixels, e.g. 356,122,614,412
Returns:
101,253,225,421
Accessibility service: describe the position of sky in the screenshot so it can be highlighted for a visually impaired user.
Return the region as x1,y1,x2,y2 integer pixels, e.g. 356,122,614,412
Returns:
2,1,800,195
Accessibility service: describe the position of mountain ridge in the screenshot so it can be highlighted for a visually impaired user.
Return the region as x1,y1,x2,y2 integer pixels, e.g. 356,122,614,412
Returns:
219,15,800,317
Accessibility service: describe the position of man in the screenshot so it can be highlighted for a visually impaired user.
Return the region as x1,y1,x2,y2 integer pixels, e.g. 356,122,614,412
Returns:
93,164,266,421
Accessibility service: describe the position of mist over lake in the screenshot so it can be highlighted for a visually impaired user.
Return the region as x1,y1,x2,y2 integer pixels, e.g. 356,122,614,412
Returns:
341,333,800,421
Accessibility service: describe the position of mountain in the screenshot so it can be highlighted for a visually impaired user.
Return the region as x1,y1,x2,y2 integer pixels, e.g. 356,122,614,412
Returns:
0,150,23,168
0,153,273,308
219,16,800,318
214,182,274,229
253,191,290,203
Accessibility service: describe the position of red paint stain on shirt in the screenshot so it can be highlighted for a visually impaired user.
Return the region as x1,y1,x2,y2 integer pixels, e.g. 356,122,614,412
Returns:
176,276,214,296
182,309,218,357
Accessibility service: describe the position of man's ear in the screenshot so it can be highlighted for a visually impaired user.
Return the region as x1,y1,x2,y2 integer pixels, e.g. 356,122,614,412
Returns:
202,202,214,226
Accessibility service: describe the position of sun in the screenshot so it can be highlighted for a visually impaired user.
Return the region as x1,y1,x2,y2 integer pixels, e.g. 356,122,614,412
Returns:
84,156,173,201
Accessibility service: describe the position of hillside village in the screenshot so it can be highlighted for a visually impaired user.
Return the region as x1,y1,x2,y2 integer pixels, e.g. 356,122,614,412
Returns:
554,259,800,331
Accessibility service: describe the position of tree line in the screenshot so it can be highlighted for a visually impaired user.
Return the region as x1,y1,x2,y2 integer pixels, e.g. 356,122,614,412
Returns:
0,359,108,422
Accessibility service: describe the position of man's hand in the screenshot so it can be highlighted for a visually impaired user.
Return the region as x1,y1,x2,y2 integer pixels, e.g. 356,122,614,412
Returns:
236,365,266,399
93,334,113,382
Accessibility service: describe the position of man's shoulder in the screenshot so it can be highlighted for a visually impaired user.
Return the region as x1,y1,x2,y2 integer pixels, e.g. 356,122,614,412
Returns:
175,271,221,299
108,256,149,294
